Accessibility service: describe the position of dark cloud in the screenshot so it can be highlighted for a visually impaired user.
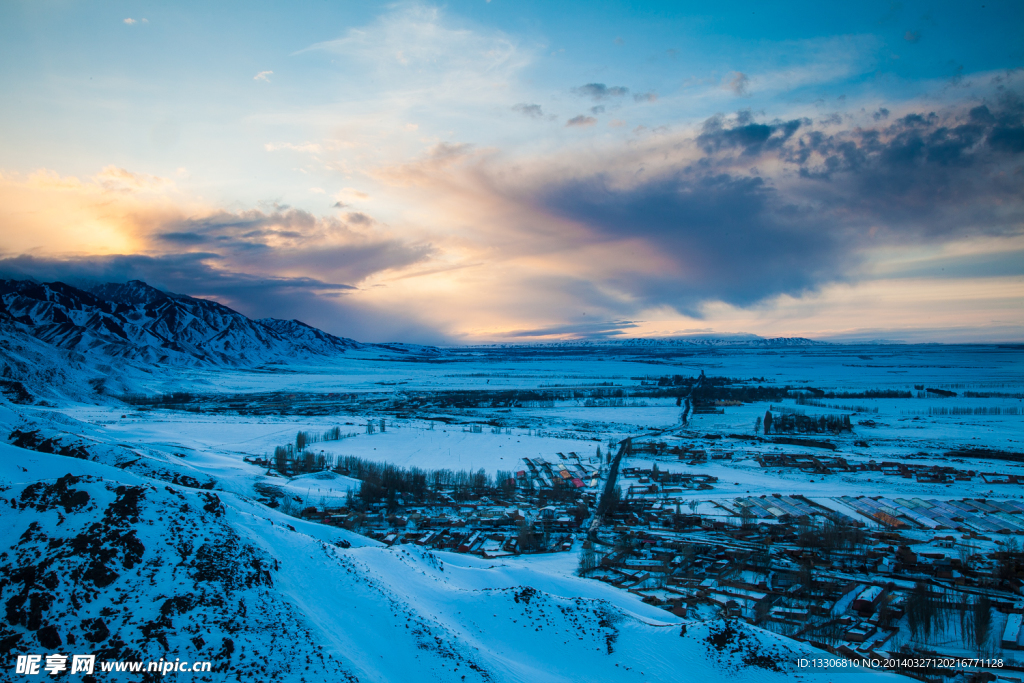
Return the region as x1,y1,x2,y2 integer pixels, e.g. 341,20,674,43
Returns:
590,105,605,115
904,30,921,43
537,171,842,313
528,95,1024,315
633,92,658,103
566,115,597,127
697,114,806,156
157,207,320,251
572,83,629,100
0,253,354,298
345,212,374,225
150,207,431,285
512,103,545,118
233,242,433,285
159,232,209,245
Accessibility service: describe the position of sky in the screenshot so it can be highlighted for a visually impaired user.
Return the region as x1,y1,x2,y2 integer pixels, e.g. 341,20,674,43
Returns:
0,0,1022,344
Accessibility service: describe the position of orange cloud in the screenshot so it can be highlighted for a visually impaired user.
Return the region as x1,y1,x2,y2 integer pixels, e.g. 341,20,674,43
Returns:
0,168,190,256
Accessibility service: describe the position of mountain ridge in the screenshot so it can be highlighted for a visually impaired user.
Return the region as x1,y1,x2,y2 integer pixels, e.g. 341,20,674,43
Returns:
0,278,366,369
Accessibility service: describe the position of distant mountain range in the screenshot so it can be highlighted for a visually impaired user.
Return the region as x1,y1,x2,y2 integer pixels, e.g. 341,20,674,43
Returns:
0,279,367,369
470,336,826,349
0,278,826,372
0,278,830,402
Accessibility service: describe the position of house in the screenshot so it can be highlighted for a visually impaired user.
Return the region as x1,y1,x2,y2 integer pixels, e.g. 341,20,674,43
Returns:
844,622,877,643
768,607,809,624
851,585,886,615
1003,613,1023,650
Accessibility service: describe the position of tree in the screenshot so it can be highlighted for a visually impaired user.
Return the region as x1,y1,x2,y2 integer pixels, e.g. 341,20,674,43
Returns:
296,430,306,452
517,521,539,553
907,581,939,642
754,416,762,434
998,537,1022,581
753,598,771,625
974,595,992,653
573,501,589,525
577,544,598,576
763,411,773,434
739,505,754,529
613,531,635,556
958,592,974,646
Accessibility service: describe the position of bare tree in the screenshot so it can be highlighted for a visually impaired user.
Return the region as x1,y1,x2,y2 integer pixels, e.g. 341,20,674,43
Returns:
974,595,992,654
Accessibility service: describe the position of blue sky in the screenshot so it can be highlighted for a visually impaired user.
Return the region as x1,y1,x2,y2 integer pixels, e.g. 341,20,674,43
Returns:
1,1,1022,343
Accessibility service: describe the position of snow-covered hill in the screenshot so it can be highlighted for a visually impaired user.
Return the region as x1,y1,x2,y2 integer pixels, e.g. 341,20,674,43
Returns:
0,279,365,368
0,431,882,683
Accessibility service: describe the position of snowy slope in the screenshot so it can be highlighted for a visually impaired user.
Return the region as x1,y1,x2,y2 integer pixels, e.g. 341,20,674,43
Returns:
0,279,366,368
0,440,890,683
0,279,441,401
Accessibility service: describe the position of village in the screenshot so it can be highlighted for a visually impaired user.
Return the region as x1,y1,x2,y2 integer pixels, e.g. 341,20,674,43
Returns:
244,425,1024,680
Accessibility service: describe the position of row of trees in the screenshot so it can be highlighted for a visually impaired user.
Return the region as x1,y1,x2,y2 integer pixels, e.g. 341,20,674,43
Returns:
903,582,993,652
295,426,351,451
273,443,327,476
758,411,852,435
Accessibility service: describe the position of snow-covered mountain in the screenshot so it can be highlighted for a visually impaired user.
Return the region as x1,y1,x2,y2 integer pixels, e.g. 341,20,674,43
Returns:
0,279,364,369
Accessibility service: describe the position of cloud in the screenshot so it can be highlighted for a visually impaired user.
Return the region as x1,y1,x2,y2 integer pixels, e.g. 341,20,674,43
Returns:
123,18,136,25
254,71,274,82
904,30,921,43
264,141,321,153
0,253,355,295
572,83,629,100
464,94,1024,318
724,72,750,95
502,319,641,340
0,167,437,330
566,115,597,127
512,103,544,118
633,92,658,103
371,141,479,186
301,5,532,112
345,212,374,225
696,113,806,156
535,171,842,313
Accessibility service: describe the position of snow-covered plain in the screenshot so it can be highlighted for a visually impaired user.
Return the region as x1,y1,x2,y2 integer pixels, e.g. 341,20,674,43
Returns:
2,339,1022,681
